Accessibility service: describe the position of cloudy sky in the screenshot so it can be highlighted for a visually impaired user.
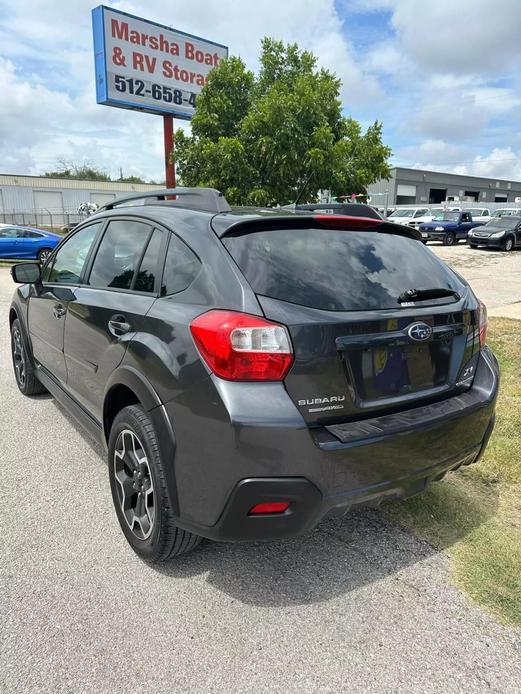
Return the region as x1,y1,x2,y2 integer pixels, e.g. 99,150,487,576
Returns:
0,0,520,182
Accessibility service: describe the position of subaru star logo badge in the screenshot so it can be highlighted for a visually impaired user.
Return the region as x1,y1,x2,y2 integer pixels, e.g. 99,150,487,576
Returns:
407,322,433,342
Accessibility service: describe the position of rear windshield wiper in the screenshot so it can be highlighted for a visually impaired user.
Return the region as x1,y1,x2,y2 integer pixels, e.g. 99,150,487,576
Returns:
398,287,460,303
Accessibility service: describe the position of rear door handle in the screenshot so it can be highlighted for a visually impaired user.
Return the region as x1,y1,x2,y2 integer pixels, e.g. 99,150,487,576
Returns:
53,304,66,319
108,314,132,337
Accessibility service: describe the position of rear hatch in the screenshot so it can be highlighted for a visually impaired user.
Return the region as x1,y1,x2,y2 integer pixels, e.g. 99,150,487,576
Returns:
220,217,480,426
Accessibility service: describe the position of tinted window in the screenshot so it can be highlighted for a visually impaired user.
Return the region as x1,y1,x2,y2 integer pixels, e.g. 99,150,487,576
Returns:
161,234,200,296
134,228,162,293
223,228,464,312
88,220,152,290
23,230,43,238
0,228,20,238
45,223,100,284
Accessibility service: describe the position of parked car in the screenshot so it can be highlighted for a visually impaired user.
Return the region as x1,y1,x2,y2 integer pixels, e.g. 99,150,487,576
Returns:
468,216,521,251
387,207,432,227
467,208,491,223
490,208,521,220
0,224,61,264
419,210,485,245
9,188,499,562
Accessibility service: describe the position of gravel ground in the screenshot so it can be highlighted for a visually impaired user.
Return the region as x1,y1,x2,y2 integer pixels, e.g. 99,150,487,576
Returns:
1,262,520,694
430,244,521,312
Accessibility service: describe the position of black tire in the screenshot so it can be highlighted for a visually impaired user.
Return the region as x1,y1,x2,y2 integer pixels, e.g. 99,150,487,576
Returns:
469,243,478,249
108,404,201,562
10,318,46,395
37,247,53,265
502,236,514,252
443,232,456,246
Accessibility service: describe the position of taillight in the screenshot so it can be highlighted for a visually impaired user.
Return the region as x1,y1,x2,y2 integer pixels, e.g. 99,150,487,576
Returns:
190,310,294,381
478,299,488,347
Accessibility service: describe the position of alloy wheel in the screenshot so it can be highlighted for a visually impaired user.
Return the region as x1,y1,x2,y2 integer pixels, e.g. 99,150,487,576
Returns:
38,249,52,265
12,326,26,387
113,429,155,540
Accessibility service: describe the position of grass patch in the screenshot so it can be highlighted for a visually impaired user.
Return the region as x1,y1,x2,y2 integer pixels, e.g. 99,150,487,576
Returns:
386,318,521,626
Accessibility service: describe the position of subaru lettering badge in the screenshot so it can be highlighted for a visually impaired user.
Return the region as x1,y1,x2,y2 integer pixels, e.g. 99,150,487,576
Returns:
407,322,433,342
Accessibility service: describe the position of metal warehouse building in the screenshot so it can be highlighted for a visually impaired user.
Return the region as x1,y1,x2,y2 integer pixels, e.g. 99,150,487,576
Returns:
0,174,163,228
368,167,521,207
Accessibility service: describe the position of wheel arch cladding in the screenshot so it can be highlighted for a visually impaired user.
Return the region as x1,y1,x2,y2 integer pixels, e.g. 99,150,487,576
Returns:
103,367,180,516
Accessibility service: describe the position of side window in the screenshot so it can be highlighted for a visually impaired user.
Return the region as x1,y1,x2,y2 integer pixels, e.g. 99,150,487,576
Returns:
414,209,428,217
23,230,43,238
0,227,19,238
44,223,101,284
134,228,162,293
88,220,153,290
462,213,470,222
161,233,200,296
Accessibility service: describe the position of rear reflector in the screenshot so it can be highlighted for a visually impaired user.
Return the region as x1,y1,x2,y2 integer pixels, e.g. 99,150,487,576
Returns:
314,214,382,229
249,502,290,515
190,310,294,381
478,299,488,346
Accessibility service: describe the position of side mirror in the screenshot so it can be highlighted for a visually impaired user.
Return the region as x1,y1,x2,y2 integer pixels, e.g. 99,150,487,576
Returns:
11,262,41,284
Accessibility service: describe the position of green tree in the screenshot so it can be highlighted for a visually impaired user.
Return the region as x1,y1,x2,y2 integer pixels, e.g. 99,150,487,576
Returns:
44,160,112,181
119,175,147,183
174,38,391,205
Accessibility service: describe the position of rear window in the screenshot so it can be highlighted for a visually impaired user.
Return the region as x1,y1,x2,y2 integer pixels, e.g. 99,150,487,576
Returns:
223,228,464,312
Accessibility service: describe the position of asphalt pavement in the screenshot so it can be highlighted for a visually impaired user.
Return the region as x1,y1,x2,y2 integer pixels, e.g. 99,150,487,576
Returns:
1,265,520,694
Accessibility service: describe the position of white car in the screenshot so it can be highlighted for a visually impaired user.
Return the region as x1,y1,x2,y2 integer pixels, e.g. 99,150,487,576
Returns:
490,208,521,220
388,207,432,227
466,208,491,223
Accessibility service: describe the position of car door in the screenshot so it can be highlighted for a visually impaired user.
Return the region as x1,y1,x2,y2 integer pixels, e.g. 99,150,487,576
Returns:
27,222,102,384
16,229,44,258
459,212,472,239
63,218,165,419
0,227,21,257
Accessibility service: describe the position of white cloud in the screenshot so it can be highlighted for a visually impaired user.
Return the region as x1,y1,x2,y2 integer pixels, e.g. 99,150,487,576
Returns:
390,0,521,75
393,140,521,181
412,93,488,139
453,148,521,180
397,139,471,167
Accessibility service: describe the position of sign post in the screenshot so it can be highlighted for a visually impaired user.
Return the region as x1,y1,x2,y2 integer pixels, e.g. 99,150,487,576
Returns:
163,115,175,188
92,5,228,183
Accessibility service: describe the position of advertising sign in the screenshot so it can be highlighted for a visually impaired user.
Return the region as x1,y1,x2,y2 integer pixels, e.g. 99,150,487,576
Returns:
92,6,228,119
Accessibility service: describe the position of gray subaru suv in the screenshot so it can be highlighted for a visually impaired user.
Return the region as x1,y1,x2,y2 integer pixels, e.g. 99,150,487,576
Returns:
9,188,499,562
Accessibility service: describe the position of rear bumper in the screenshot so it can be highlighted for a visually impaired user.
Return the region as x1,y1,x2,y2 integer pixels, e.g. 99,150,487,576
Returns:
173,348,499,542
425,231,459,241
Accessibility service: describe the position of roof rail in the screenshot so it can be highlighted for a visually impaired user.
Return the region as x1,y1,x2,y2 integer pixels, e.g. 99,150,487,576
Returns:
99,187,231,213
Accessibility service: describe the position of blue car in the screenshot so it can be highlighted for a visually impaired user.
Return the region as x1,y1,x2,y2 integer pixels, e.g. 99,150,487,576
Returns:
0,225,61,264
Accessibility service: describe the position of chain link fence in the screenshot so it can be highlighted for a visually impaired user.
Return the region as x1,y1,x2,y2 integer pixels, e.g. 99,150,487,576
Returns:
0,209,84,231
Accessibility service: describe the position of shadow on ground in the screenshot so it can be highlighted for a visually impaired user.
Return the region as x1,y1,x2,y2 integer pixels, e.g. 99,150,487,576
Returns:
151,481,499,607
